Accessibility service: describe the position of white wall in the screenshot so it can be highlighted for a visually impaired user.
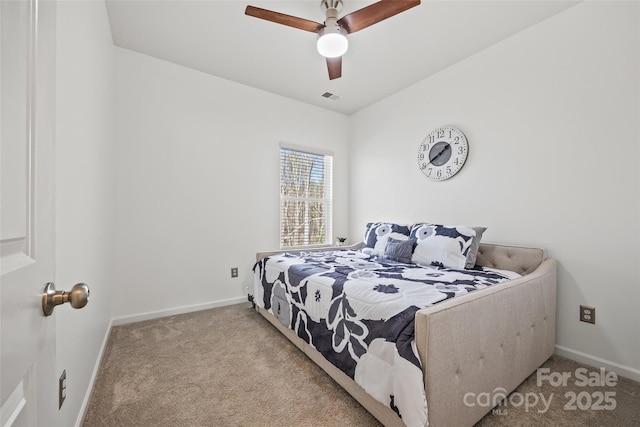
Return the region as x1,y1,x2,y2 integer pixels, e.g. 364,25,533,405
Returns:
113,48,350,321
55,1,115,426
349,2,640,379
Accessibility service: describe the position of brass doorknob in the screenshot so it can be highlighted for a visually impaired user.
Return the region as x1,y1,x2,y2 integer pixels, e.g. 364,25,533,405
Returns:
42,282,90,316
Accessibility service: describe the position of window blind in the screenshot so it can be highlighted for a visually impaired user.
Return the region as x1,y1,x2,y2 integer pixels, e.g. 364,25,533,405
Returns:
280,146,333,248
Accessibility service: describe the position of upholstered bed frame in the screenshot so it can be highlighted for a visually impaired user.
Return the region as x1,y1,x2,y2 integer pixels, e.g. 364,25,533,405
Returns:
254,242,557,426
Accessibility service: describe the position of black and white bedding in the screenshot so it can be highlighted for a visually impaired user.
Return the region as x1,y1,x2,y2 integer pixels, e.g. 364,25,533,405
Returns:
252,249,521,427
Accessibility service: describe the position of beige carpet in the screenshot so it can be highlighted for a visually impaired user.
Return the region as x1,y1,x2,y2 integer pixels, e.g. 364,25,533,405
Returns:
83,303,640,427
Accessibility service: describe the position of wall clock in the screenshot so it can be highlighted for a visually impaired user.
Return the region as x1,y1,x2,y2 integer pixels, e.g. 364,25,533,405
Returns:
417,126,469,181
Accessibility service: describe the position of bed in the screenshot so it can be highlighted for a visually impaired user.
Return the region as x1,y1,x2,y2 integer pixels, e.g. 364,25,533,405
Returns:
251,222,556,427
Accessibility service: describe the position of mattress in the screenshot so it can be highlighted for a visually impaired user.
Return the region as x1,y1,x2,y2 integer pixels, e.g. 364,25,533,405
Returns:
252,249,521,426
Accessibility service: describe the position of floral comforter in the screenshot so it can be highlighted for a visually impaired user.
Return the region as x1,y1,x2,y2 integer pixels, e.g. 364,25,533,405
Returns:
252,249,520,427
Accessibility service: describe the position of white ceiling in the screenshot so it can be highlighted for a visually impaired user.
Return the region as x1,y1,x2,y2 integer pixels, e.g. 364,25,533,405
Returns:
105,0,579,115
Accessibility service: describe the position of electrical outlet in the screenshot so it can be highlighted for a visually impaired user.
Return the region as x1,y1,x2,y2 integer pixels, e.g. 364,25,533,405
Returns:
231,267,238,278
59,370,66,409
580,305,595,324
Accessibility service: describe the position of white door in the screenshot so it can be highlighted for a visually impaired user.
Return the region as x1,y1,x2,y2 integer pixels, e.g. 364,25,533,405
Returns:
1,0,59,425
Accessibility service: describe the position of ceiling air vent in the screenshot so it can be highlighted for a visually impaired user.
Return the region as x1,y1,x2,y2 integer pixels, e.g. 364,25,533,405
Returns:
321,92,341,101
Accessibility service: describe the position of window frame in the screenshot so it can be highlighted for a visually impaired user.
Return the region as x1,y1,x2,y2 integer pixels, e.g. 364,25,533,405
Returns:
279,143,333,249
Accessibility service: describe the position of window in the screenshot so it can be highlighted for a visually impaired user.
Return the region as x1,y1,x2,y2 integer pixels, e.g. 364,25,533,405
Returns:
280,145,333,248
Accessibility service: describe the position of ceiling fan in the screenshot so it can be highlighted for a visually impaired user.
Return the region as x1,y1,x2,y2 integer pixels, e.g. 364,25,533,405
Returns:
245,0,421,80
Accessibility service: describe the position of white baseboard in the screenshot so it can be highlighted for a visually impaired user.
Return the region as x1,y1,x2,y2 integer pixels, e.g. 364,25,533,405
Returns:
555,345,640,383
75,317,113,427
111,297,249,326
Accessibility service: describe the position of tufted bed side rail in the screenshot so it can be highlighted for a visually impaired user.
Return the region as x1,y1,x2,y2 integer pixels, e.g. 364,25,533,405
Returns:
415,244,556,426
475,243,546,275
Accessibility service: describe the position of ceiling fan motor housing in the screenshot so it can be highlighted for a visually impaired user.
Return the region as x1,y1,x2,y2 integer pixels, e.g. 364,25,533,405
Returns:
321,0,343,29
321,0,343,16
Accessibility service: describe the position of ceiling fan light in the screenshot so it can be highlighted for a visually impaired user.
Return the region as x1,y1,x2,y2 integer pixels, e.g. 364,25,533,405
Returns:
317,27,348,58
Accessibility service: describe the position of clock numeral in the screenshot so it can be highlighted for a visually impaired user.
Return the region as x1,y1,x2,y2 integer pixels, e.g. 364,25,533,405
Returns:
446,166,452,174
437,130,445,138
454,136,460,144
458,146,465,155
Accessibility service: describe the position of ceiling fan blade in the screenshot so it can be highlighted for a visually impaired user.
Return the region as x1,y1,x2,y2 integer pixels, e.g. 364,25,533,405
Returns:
245,5,324,33
338,0,421,34
326,57,342,80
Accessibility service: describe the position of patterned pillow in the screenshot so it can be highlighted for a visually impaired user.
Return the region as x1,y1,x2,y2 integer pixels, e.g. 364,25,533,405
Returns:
383,237,414,264
409,223,477,269
363,222,411,257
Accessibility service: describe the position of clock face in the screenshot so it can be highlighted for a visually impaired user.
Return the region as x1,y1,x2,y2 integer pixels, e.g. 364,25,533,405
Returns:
417,126,468,181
